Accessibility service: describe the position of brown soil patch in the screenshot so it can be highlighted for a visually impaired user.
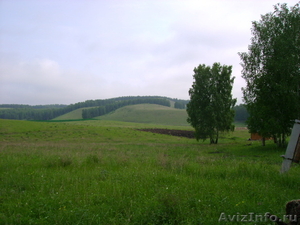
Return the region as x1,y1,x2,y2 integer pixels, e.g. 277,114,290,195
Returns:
137,128,194,139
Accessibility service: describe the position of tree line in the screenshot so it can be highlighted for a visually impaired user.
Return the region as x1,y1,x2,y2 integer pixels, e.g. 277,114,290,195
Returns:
0,104,67,109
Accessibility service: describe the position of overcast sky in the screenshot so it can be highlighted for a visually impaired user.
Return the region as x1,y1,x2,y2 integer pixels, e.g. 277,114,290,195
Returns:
0,0,298,105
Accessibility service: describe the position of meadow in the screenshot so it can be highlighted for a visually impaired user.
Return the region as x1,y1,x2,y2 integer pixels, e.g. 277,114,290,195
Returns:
0,119,299,225
95,104,189,126
53,104,190,126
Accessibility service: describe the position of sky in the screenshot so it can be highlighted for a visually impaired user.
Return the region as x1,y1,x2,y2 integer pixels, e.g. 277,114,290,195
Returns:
0,0,298,105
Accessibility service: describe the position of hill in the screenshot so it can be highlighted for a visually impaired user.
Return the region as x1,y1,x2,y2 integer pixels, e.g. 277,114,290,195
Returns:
0,96,188,120
53,107,93,120
95,104,189,126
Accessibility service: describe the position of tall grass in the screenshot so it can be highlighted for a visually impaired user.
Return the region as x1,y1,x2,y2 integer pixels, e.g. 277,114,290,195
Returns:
0,119,299,225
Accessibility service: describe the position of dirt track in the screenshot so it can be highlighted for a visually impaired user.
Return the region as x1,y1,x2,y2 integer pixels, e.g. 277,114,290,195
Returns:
137,128,195,139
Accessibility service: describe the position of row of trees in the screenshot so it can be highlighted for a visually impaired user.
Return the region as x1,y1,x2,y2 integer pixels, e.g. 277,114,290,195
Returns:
82,98,170,119
0,108,69,120
187,3,299,146
174,101,186,109
0,104,67,109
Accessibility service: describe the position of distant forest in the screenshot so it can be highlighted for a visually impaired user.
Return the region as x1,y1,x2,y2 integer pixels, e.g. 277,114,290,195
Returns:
0,96,248,122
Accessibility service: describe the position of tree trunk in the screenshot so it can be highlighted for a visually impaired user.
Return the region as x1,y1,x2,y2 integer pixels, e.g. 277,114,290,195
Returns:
282,133,286,147
273,135,277,144
262,137,266,146
215,130,219,144
278,135,282,147
277,133,286,147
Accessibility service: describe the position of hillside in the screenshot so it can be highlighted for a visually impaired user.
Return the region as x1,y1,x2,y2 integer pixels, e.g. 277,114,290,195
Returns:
95,104,189,126
53,107,92,120
0,96,187,120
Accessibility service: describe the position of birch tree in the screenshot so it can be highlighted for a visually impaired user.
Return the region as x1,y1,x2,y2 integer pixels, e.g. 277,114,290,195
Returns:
186,63,236,144
239,3,300,146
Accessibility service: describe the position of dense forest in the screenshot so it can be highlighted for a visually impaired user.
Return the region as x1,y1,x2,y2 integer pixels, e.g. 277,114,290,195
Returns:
0,104,67,109
0,96,248,122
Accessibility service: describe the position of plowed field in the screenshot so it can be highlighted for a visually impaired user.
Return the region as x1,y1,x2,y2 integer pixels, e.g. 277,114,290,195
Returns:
137,128,194,138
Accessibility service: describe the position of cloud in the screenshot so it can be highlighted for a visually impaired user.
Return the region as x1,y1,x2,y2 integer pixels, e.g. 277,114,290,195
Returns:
1,0,296,105
0,57,106,104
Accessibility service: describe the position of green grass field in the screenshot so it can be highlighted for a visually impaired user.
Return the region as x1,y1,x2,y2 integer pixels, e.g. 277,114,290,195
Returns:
53,107,96,120
0,119,298,225
95,104,189,126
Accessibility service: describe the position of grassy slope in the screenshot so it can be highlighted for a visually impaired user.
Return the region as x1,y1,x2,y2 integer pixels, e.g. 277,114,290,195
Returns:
0,119,298,224
96,104,189,126
52,104,189,126
53,107,94,120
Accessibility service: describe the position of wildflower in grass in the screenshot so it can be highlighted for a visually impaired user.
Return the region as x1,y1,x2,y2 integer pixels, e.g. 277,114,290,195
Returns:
59,206,66,210
235,200,245,206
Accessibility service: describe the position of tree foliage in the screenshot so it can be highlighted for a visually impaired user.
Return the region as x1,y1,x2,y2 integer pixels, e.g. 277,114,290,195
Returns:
186,63,236,144
174,101,187,109
239,3,300,146
233,104,249,122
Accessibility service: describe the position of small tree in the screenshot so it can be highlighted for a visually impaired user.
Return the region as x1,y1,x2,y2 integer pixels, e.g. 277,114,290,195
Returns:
239,3,300,146
186,63,236,144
